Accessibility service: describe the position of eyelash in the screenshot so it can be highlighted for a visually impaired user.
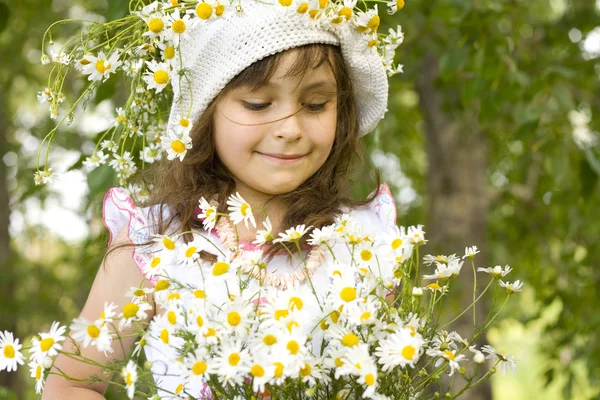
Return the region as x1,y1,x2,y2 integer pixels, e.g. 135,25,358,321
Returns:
242,102,329,112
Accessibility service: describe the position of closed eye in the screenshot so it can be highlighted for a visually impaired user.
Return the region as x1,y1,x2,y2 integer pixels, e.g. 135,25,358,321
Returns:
242,102,329,112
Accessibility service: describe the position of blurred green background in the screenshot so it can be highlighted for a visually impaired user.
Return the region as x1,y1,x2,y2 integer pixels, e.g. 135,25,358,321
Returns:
0,0,599,399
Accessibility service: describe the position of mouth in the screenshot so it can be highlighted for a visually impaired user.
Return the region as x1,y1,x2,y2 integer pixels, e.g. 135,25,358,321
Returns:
256,152,308,164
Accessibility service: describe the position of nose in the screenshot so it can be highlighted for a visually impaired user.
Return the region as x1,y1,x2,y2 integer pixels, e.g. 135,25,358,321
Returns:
274,107,303,141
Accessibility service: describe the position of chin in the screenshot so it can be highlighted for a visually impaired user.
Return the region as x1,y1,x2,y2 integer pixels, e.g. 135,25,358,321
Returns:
257,179,305,195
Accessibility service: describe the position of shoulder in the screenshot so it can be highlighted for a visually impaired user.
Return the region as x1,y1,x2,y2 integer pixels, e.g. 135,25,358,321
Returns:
347,182,398,235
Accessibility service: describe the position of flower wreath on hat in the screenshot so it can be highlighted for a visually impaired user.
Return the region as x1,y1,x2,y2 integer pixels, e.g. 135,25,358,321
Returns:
35,0,405,192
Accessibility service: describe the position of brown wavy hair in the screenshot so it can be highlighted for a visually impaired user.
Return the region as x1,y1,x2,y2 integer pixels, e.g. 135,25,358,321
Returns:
138,43,381,260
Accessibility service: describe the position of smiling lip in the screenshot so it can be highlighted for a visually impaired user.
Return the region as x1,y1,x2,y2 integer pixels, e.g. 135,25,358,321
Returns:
257,152,307,164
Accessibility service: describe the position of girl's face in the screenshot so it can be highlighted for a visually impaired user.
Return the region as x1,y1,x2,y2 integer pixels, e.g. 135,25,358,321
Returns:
213,49,338,202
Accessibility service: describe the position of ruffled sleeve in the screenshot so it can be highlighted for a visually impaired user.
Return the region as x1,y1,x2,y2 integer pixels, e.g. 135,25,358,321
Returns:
102,187,159,286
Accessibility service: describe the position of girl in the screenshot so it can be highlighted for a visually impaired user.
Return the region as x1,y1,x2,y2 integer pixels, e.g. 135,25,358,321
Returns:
42,1,402,398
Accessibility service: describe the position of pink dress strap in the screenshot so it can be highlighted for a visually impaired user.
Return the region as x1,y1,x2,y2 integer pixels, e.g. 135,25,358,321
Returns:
102,187,159,286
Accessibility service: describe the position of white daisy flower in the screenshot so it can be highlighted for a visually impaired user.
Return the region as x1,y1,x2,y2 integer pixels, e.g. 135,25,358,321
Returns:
423,259,463,280
248,352,275,394
481,345,517,374
33,168,57,186
97,302,118,327
121,359,138,399
140,142,163,164
328,0,357,24
140,11,168,40
70,318,106,349
79,51,121,82
253,217,274,245
478,265,512,279
463,245,480,259
375,327,425,370
273,224,311,243
143,60,172,93
423,254,449,266
198,197,218,231
412,287,424,297
183,347,212,383
213,339,251,385
122,58,144,77
82,150,109,170
108,151,134,172
219,300,254,335
29,322,67,363
0,331,24,372
125,286,155,303
299,356,327,387
160,132,192,161
118,302,153,329
157,41,177,66
307,224,337,246
165,8,197,46
499,279,524,294
426,348,467,377
100,140,117,152
352,5,380,34
385,0,404,14
226,192,256,229
113,107,128,127
179,238,202,266
28,359,46,394
407,224,427,245
153,234,178,251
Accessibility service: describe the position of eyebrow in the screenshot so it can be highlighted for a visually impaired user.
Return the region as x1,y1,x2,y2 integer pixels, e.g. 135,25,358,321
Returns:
252,80,337,92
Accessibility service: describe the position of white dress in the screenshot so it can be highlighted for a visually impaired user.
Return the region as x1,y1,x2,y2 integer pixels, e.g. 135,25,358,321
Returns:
102,183,398,398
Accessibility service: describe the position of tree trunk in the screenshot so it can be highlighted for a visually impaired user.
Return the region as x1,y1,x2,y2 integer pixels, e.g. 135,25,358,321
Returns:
416,54,492,399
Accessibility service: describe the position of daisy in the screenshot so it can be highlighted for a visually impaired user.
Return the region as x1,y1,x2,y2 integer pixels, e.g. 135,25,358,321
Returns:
140,11,168,40
481,345,517,374
143,60,172,93
108,151,134,172
29,359,46,394
423,254,449,266
407,224,427,245
427,348,467,376
0,331,24,372
352,6,380,34
125,286,155,303
226,192,256,229
298,356,327,387
499,279,524,294
386,0,404,15
219,300,254,335
248,352,275,394
118,302,153,329
160,132,192,161
273,224,311,243
70,318,106,349
213,339,251,384
179,238,203,266
183,347,212,383
469,346,486,364
375,327,425,370
101,140,117,152
153,234,178,251
79,51,121,82
253,217,274,245
343,296,380,327
478,265,512,279
325,325,362,349
463,245,480,259
113,107,128,127
33,168,57,186
97,302,118,327
328,0,357,24
423,259,463,280
29,322,67,363
165,8,197,46
82,150,109,169
328,272,362,308
142,253,167,278
157,40,177,66
197,197,218,231
412,287,424,297
307,224,337,246
121,359,138,399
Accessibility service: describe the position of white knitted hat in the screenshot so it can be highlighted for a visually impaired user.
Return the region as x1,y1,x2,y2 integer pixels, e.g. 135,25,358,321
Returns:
168,0,389,137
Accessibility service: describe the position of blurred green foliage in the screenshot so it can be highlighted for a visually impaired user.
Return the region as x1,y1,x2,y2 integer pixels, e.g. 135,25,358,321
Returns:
0,0,599,399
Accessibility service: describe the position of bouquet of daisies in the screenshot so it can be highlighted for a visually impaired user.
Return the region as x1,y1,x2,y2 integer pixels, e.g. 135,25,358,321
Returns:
0,192,522,399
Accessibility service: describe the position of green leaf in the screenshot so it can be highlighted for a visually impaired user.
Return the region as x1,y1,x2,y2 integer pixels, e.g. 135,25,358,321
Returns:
106,0,129,20
87,165,116,193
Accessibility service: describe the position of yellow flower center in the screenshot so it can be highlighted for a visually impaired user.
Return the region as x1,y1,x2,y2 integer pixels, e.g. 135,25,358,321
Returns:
227,311,241,326
251,364,265,377
331,310,340,324
287,340,300,355
212,261,229,276
368,39,378,47
196,316,204,327
194,289,206,298
263,334,277,346
338,6,352,19
308,9,319,18
3,345,15,358
341,333,359,347
360,312,371,322
360,249,372,261
402,345,416,360
319,0,328,7
365,373,375,386
204,327,216,337
216,3,225,15
300,363,312,377
175,384,183,394
444,350,455,361
320,319,329,330
192,361,207,375
278,0,292,5
185,246,197,258
95,60,108,74
40,338,54,352
171,140,186,153
340,287,356,302
275,309,288,320
297,3,308,13
171,19,186,34
79,59,91,65
274,361,284,377
335,357,344,367
155,280,170,291
35,365,42,380
228,353,240,366
122,303,139,319
87,325,100,338
367,15,380,32
288,297,303,311
160,328,169,344
154,70,169,85
164,46,175,59
133,289,146,297
196,2,213,19
240,203,249,216
391,238,402,250
168,311,177,324
168,293,180,301
397,0,405,10
179,119,190,128
148,18,164,33
151,257,161,269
